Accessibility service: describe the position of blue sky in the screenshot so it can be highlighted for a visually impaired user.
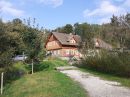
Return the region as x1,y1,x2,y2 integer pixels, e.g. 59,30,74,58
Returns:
0,0,130,29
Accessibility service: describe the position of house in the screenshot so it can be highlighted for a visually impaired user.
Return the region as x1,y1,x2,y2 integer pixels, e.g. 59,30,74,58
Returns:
45,32,82,60
93,38,113,50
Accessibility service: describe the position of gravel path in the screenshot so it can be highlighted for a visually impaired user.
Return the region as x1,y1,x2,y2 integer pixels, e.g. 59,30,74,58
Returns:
59,68,130,97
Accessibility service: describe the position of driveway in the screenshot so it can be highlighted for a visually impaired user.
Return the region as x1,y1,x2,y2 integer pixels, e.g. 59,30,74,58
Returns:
58,66,130,97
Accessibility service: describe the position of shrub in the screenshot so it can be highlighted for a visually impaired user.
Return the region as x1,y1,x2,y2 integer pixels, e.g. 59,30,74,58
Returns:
26,62,50,73
79,51,130,77
3,62,28,84
26,59,69,73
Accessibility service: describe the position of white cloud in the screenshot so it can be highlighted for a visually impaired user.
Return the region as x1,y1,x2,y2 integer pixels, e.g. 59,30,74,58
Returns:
99,17,111,24
83,0,127,24
39,0,63,8
0,0,24,17
123,0,130,7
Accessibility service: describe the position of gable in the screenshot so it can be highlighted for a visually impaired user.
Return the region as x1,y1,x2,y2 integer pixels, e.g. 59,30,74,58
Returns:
45,33,62,50
48,34,57,42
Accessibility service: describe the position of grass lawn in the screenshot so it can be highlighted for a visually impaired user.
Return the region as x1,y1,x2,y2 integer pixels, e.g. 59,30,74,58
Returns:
2,60,88,97
80,68,130,88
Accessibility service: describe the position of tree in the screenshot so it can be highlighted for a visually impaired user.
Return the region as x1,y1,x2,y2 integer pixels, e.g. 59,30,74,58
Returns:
0,17,46,68
74,23,96,56
12,18,22,24
111,15,119,26
55,24,73,34
126,13,130,24
63,24,73,34
22,28,41,60
109,14,130,48
0,20,14,68
74,23,82,35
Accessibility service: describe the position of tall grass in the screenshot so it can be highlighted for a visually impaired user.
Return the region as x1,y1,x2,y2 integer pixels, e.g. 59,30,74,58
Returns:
80,50,130,77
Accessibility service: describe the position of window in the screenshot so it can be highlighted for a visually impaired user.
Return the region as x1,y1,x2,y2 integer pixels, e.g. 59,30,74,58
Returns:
75,50,78,55
57,50,60,55
71,50,75,55
66,49,70,55
70,39,75,43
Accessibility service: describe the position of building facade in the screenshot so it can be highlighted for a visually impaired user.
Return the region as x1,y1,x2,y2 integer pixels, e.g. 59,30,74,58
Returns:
45,32,82,59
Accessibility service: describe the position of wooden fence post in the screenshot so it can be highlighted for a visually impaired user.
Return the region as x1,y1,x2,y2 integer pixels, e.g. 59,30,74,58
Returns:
32,59,34,74
1,72,4,95
23,51,25,62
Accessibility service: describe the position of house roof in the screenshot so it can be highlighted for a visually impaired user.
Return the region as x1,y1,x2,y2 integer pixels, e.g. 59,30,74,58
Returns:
93,38,113,50
52,32,81,46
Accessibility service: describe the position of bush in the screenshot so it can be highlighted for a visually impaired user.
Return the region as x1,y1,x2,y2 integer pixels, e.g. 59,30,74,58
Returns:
26,62,50,73
26,59,69,73
2,62,28,84
79,51,130,77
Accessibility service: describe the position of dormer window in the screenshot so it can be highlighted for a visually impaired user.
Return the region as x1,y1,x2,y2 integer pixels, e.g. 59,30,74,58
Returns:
70,39,75,43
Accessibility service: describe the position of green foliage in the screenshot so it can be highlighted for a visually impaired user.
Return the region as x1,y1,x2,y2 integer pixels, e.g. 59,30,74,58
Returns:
73,23,96,54
80,51,130,77
0,49,14,68
26,62,49,73
111,15,119,26
27,59,69,72
55,24,73,34
3,62,28,84
22,29,41,60
62,24,73,34
0,22,15,68
0,18,46,86
103,13,130,48
74,23,92,40
0,18,46,70
12,18,22,24
125,37,130,49
13,62,29,73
